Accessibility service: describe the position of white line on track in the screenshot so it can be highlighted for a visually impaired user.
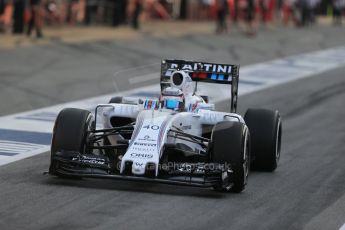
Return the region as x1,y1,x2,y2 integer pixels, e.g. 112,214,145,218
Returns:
1,46,345,166
129,73,160,84
340,223,345,230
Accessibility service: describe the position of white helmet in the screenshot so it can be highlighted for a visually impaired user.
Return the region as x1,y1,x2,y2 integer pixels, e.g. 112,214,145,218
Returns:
170,71,194,95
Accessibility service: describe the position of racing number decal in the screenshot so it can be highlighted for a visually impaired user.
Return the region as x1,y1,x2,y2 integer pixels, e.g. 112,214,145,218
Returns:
143,125,160,130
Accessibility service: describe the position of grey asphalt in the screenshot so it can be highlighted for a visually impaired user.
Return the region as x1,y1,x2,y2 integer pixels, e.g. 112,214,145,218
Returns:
0,25,345,230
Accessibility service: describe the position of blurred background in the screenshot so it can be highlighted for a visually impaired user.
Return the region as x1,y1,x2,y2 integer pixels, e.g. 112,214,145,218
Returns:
0,0,344,39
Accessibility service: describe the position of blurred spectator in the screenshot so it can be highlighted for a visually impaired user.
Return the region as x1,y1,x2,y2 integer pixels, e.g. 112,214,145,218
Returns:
215,0,229,33
112,0,127,27
141,0,170,20
179,0,187,19
256,0,276,26
45,0,63,25
282,0,298,25
84,0,97,25
67,0,79,25
0,0,12,31
297,0,320,26
132,0,143,29
27,0,43,38
333,0,345,25
309,0,321,24
233,0,239,24
266,0,276,25
77,0,85,23
0,0,5,32
247,0,256,35
258,0,268,23
12,0,25,34
0,0,4,18
53,0,84,25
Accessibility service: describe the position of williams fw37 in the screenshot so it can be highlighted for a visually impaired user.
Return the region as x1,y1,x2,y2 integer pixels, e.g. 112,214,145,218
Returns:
48,60,282,193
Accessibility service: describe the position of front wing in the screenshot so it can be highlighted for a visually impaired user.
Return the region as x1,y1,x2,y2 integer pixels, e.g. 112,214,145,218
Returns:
50,151,233,188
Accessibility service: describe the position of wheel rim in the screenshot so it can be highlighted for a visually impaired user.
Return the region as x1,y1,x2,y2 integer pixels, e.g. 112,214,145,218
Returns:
83,114,95,154
223,129,249,191
243,130,249,185
275,119,282,162
224,170,233,191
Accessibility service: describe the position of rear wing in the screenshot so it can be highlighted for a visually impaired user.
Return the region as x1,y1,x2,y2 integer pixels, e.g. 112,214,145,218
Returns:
160,59,240,113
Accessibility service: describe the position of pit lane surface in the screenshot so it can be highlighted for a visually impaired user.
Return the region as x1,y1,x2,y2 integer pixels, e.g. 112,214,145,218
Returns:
1,26,345,230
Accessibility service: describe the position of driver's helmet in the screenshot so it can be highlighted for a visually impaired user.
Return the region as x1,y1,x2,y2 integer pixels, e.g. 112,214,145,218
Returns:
159,87,185,111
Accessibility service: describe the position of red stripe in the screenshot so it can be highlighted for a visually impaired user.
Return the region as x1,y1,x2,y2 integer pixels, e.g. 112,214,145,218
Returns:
198,73,207,79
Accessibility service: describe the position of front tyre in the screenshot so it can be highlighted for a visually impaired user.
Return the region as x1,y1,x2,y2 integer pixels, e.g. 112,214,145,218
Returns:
244,109,282,172
211,121,250,193
49,108,93,176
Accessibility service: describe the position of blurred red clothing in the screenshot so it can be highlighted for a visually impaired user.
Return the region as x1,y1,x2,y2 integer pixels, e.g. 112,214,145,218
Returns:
1,1,13,26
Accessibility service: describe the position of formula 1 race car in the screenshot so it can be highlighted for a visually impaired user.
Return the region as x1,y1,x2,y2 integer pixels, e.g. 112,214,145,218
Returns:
49,60,282,193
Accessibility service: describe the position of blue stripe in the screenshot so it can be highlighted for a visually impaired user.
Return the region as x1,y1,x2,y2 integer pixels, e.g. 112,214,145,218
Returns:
0,152,18,156
218,74,224,80
211,74,217,80
0,129,52,145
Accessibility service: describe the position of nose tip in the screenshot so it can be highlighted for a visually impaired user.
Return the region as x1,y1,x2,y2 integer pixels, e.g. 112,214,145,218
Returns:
132,161,146,175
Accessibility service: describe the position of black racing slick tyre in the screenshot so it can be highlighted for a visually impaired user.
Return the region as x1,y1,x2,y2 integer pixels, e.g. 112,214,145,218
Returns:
49,108,93,176
244,109,282,172
109,96,123,104
211,121,250,193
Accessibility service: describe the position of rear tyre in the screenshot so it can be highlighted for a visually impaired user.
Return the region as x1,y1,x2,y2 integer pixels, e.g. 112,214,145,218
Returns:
109,96,123,104
211,121,250,193
244,109,282,172
49,108,93,176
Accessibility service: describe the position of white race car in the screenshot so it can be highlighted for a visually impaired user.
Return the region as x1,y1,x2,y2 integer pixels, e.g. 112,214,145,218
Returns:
49,60,282,193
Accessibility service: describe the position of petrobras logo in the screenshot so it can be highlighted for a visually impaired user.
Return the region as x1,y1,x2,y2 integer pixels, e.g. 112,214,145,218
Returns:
169,62,232,74
133,142,157,147
130,153,154,159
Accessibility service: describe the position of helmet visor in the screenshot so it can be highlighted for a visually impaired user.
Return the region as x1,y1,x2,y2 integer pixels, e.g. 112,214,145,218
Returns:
165,99,180,110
